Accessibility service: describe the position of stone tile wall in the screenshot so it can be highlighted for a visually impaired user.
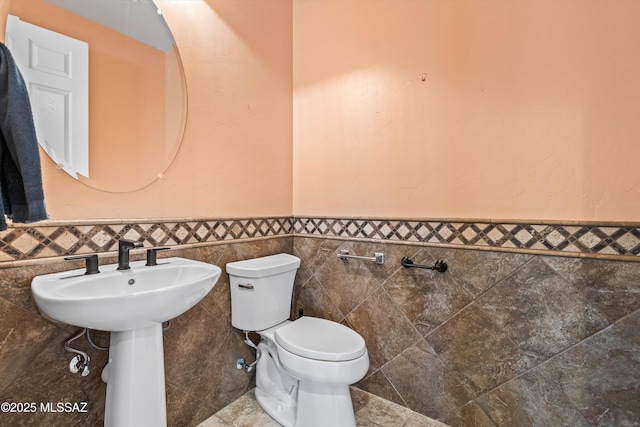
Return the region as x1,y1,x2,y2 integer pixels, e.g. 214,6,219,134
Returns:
292,237,640,426
1,215,639,427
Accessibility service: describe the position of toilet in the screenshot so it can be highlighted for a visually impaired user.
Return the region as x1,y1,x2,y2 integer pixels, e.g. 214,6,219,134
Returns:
227,253,369,427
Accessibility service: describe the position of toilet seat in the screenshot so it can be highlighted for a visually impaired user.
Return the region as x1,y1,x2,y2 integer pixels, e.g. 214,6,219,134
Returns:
274,317,366,362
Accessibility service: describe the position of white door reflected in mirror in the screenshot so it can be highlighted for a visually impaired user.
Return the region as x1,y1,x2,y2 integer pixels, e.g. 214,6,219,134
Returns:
5,14,89,179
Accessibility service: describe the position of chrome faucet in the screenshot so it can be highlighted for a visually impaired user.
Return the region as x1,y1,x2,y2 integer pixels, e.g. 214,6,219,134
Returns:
117,239,144,270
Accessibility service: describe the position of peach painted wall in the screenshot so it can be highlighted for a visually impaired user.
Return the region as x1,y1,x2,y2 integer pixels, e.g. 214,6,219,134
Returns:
2,0,293,219
293,0,640,222
4,0,639,223
0,1,7,31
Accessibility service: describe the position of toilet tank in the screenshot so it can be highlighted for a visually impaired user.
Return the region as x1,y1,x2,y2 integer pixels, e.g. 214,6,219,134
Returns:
226,253,301,331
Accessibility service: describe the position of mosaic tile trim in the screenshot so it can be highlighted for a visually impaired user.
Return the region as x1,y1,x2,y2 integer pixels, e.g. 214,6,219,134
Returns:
0,217,292,263
292,218,640,259
2,216,639,264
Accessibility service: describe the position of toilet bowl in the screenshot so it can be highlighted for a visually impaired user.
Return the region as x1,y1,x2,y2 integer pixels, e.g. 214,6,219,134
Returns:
227,254,369,427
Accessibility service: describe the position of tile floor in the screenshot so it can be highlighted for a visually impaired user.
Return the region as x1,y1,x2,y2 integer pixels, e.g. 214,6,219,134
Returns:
197,387,449,427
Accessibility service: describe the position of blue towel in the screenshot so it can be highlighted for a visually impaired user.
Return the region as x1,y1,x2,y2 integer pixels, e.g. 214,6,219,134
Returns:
0,42,48,231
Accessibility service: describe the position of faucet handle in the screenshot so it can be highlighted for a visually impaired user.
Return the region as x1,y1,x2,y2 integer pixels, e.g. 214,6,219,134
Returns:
64,254,100,275
146,247,170,266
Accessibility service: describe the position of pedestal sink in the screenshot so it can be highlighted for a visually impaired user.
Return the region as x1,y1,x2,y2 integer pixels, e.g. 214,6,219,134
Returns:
31,257,222,427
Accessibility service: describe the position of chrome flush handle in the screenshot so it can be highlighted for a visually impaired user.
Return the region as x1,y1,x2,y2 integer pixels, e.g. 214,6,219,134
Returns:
238,283,254,290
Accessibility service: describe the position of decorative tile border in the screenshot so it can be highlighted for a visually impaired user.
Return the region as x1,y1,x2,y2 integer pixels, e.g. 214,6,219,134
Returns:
1,216,639,265
0,217,292,263
292,217,640,260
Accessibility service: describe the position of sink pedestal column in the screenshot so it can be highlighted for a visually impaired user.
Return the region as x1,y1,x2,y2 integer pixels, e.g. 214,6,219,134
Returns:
104,324,167,427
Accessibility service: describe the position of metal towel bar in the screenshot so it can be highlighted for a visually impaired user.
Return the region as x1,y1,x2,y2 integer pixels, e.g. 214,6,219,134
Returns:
338,250,385,265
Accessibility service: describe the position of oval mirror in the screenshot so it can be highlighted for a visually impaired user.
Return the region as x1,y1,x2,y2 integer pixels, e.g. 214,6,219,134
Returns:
4,0,187,192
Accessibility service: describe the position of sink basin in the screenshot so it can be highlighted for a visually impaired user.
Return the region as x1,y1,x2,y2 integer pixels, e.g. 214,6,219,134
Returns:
31,256,222,427
32,257,222,331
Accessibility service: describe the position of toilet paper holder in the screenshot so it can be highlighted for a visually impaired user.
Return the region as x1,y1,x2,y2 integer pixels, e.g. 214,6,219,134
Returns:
401,257,448,273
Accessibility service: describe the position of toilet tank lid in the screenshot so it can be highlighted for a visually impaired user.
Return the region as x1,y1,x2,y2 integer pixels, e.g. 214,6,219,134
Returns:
226,253,301,278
